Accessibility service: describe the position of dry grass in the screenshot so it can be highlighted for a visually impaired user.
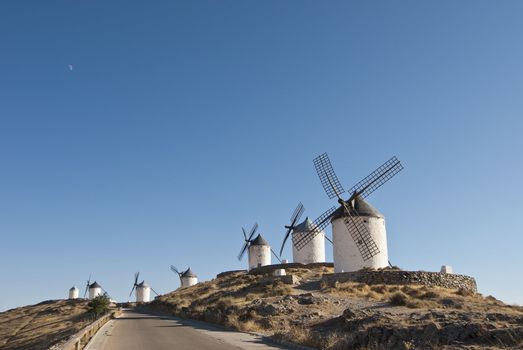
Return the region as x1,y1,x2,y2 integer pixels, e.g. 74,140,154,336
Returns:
389,292,409,306
321,280,521,312
0,299,92,350
274,325,341,350
147,266,523,350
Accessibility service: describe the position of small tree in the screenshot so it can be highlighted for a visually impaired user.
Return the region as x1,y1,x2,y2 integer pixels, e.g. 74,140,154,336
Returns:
88,295,110,318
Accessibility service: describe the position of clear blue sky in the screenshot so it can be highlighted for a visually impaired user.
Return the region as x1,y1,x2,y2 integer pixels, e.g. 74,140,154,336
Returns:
1,1,522,311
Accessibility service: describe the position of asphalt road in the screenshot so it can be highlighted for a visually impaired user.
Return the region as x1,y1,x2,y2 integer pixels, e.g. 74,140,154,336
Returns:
85,310,289,350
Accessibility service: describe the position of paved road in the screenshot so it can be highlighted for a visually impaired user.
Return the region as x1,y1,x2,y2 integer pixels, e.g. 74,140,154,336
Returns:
85,310,289,350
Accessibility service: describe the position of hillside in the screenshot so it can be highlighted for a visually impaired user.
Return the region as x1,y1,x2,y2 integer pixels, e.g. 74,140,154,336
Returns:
146,265,523,349
0,299,92,350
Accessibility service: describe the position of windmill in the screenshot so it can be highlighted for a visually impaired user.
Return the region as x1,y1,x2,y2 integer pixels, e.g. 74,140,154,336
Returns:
83,274,111,300
83,274,91,298
129,272,159,302
129,272,140,299
293,153,403,272
170,265,198,288
279,202,334,264
279,202,305,257
238,223,279,269
237,223,258,261
68,286,79,300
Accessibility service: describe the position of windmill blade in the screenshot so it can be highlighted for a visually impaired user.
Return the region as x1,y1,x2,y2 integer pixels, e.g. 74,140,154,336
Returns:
270,248,282,263
341,203,380,261
238,241,249,261
151,287,160,296
170,265,180,275
325,235,333,244
242,227,247,240
347,156,403,201
289,202,305,226
101,287,111,299
83,274,91,298
280,203,305,256
314,153,345,199
134,272,139,285
293,206,337,250
279,226,293,257
247,222,258,241
129,285,136,297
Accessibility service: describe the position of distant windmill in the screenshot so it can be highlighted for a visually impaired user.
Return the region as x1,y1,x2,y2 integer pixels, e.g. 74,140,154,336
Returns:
68,286,79,300
83,274,92,298
279,202,328,264
129,272,159,302
83,274,111,300
238,223,280,269
170,266,198,288
294,153,403,272
279,202,305,257
88,281,104,299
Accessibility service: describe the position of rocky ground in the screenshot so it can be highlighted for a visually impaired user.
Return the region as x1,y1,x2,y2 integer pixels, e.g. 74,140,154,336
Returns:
146,266,523,350
0,299,92,350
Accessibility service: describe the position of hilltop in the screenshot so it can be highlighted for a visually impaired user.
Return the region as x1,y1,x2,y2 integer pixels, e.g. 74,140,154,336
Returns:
146,264,523,349
0,299,93,350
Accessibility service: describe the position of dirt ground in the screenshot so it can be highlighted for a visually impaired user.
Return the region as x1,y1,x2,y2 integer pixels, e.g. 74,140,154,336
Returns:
147,266,523,350
0,299,91,350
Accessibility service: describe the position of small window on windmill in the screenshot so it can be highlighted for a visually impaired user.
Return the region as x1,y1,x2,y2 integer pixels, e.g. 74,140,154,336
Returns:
363,219,368,223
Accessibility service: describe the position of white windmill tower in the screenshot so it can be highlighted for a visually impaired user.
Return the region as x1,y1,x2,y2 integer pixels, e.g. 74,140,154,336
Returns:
129,272,159,303
279,203,327,264
238,223,280,270
293,153,403,273
68,286,79,299
83,275,109,299
170,266,198,288
88,281,103,299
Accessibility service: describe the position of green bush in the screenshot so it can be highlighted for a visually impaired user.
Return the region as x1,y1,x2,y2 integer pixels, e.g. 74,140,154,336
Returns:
88,295,110,318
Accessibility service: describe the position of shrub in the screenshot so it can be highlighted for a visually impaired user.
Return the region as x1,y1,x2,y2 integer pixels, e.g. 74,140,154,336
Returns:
420,291,439,299
87,295,110,318
456,288,474,297
366,291,381,300
319,280,328,290
389,292,409,306
370,284,387,294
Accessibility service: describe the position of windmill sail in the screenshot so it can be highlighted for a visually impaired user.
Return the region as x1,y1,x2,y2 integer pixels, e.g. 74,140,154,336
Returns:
293,206,336,250
347,156,403,201
313,153,345,199
280,202,305,256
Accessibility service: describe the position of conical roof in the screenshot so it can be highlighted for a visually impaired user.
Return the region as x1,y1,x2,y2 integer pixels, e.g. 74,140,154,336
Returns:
250,233,269,246
69,286,78,291
331,196,384,220
182,268,197,277
89,281,102,289
137,281,150,288
292,217,316,233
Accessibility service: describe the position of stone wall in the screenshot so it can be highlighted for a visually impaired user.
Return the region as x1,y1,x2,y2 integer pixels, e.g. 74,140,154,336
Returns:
216,270,247,278
248,262,334,275
322,270,477,292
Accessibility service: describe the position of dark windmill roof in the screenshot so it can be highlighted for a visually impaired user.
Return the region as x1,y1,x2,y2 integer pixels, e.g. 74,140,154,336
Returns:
331,196,384,221
69,286,77,291
182,268,197,277
89,281,102,289
292,217,316,233
137,281,150,288
250,234,269,246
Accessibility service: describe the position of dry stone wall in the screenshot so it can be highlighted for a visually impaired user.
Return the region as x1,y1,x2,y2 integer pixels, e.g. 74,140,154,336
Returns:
248,262,334,275
323,270,477,292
